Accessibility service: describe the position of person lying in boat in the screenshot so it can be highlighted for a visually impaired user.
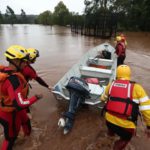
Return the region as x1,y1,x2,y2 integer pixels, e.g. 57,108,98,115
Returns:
101,64,150,150
21,48,53,119
58,76,90,134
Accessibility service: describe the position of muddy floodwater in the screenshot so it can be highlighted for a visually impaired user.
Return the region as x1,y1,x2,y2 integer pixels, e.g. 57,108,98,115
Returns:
0,25,150,150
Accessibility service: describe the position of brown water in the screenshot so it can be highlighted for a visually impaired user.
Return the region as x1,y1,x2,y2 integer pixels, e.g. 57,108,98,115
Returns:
0,25,150,150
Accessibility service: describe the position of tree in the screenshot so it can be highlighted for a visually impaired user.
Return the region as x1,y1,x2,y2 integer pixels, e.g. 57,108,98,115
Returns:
36,10,53,25
0,11,4,24
84,0,113,14
53,1,70,25
20,9,28,23
143,0,150,30
109,0,150,30
5,6,17,24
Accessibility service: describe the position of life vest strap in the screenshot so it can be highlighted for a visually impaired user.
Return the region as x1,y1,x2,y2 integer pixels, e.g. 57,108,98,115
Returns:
109,96,137,105
109,96,138,116
1,100,14,107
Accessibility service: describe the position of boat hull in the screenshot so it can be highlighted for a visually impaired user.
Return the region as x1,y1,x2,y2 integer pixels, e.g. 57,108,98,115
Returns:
52,43,117,106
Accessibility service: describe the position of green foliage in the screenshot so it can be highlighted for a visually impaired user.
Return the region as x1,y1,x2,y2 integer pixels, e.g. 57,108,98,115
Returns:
5,6,17,24
0,6,37,24
0,0,150,31
84,0,112,14
107,0,150,31
84,0,150,31
141,0,150,31
53,1,70,25
36,11,53,25
0,11,4,24
20,9,28,24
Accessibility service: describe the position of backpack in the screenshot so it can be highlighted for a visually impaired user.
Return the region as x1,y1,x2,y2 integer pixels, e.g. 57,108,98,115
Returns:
0,65,28,112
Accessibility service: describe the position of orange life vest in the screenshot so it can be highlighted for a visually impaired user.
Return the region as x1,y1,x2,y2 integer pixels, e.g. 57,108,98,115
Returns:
0,65,29,112
105,80,139,122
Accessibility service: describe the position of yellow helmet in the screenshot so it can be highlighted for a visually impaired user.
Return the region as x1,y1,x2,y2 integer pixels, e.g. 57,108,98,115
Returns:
120,34,128,46
4,45,29,61
27,48,39,63
116,36,122,42
116,65,131,80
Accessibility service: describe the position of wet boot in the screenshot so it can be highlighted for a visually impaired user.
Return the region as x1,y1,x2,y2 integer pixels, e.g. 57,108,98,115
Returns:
64,118,74,134
63,112,74,134
113,139,129,150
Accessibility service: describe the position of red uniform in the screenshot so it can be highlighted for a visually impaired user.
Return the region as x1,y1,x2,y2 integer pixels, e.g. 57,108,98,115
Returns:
0,67,38,150
115,42,126,66
22,65,48,88
21,65,49,114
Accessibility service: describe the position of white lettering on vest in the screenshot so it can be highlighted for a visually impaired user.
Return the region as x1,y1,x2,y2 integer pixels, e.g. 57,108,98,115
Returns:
113,83,127,88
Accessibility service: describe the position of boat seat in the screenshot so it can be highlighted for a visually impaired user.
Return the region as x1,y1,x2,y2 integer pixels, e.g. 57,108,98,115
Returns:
88,57,113,66
80,66,112,78
88,83,105,95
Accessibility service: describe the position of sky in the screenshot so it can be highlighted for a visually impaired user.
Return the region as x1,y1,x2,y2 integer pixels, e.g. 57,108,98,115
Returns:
0,0,85,15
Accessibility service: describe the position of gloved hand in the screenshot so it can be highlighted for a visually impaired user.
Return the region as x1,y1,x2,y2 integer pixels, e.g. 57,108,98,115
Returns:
48,85,54,92
35,94,43,100
100,94,107,102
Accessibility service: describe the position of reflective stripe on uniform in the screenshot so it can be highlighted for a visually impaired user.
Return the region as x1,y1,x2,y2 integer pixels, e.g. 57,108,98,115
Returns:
132,99,139,104
127,83,131,98
109,81,115,95
139,105,150,111
18,93,30,105
139,96,149,103
132,96,149,104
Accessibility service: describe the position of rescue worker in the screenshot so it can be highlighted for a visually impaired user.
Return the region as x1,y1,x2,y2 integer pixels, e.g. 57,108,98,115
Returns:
21,48,53,118
101,64,150,150
120,34,127,46
115,35,127,66
21,48,53,90
0,45,43,150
